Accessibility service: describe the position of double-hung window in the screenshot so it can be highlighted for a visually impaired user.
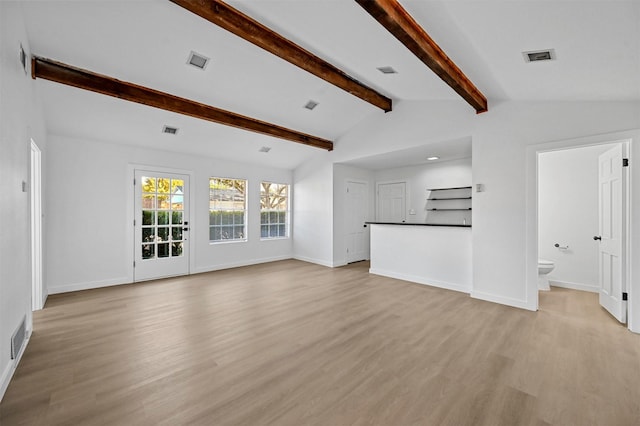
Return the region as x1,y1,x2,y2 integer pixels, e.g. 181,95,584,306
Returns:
260,182,289,239
209,177,247,242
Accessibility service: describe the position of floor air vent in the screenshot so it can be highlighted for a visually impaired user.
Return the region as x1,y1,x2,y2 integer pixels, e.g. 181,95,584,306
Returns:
11,316,26,360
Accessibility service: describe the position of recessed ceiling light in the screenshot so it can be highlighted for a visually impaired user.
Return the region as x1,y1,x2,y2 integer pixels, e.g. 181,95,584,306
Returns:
162,125,179,135
522,49,556,63
427,156,439,161
377,66,397,74
187,51,210,70
259,146,271,153
304,100,319,110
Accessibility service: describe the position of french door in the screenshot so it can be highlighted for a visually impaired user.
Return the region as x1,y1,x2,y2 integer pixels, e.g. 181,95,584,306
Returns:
134,170,190,281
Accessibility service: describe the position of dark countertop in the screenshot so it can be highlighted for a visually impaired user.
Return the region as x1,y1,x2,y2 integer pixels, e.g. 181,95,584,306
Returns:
366,222,471,228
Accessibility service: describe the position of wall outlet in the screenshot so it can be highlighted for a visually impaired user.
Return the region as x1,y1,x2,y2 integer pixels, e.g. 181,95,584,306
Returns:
409,209,416,215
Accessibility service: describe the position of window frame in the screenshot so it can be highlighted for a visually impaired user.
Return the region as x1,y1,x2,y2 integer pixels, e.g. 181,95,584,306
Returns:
209,177,248,243
260,181,290,240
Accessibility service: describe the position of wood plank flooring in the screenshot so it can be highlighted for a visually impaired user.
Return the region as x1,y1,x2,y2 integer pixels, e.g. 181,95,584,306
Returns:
1,259,639,425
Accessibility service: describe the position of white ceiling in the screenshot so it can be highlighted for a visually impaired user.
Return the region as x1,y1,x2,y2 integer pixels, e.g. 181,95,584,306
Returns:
22,0,640,169
339,137,472,170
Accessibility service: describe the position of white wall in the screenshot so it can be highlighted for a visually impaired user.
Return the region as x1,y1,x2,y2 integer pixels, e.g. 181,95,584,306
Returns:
292,155,334,266
45,135,293,294
474,101,640,318
0,2,48,400
374,158,472,224
538,144,615,292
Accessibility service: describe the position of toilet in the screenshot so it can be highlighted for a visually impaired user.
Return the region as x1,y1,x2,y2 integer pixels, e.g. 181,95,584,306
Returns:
538,259,555,291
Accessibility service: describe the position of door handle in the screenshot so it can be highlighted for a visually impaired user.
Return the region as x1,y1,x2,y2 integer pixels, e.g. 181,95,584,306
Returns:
363,224,368,228
183,227,189,231
593,236,601,240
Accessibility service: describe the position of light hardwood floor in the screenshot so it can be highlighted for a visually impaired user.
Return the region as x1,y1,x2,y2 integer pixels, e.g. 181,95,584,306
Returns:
1,260,639,425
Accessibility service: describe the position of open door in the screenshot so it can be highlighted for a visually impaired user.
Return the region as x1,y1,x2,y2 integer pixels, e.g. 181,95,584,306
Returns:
596,144,626,323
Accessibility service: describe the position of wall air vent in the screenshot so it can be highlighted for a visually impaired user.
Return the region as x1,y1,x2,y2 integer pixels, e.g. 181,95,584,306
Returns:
187,51,210,70
11,316,27,360
523,49,556,63
304,100,319,110
162,125,179,135
377,66,397,74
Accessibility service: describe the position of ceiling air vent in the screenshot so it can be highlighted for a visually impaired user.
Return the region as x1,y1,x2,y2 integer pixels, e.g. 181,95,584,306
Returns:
304,100,319,110
162,125,179,135
187,51,210,70
377,66,397,74
523,49,556,63
259,146,271,153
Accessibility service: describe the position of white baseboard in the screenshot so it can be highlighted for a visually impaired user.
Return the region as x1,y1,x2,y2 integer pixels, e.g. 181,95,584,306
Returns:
193,255,293,274
292,255,335,268
550,280,599,293
369,268,471,294
471,290,536,311
48,276,131,295
0,329,31,403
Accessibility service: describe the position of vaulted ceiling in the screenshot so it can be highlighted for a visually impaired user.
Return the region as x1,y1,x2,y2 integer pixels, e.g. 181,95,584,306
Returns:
22,0,640,169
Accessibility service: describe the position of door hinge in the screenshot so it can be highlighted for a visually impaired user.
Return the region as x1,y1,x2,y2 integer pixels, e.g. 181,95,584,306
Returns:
622,292,628,301
623,158,629,167
133,178,136,185
133,261,136,268
133,219,136,226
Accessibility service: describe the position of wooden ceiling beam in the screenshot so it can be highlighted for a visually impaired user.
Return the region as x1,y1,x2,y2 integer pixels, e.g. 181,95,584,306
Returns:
31,56,333,151
170,0,392,112
355,0,488,113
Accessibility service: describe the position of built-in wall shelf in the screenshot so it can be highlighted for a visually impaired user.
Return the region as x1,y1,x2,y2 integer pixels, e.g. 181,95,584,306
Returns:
426,186,472,226
427,186,472,191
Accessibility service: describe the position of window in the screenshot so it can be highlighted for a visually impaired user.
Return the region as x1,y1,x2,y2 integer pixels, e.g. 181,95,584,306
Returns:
209,177,247,242
261,182,289,239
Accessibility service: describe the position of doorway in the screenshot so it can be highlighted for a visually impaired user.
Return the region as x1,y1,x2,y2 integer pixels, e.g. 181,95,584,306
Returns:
133,169,190,281
30,139,43,310
535,140,629,324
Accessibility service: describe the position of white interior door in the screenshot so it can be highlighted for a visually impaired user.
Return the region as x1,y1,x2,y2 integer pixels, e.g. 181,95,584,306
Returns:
134,170,190,282
346,181,367,263
377,182,406,222
597,144,626,323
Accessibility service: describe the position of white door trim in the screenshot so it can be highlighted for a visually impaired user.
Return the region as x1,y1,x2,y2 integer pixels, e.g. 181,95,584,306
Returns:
525,129,637,333
126,164,195,283
30,139,43,310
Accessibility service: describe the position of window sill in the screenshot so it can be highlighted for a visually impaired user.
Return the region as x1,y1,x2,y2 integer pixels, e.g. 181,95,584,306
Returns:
260,237,290,241
209,239,248,245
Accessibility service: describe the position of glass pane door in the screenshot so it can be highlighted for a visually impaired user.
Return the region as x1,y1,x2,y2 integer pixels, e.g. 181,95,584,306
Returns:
135,170,189,281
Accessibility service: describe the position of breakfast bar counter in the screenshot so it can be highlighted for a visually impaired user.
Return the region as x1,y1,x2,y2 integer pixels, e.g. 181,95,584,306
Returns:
367,222,472,293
